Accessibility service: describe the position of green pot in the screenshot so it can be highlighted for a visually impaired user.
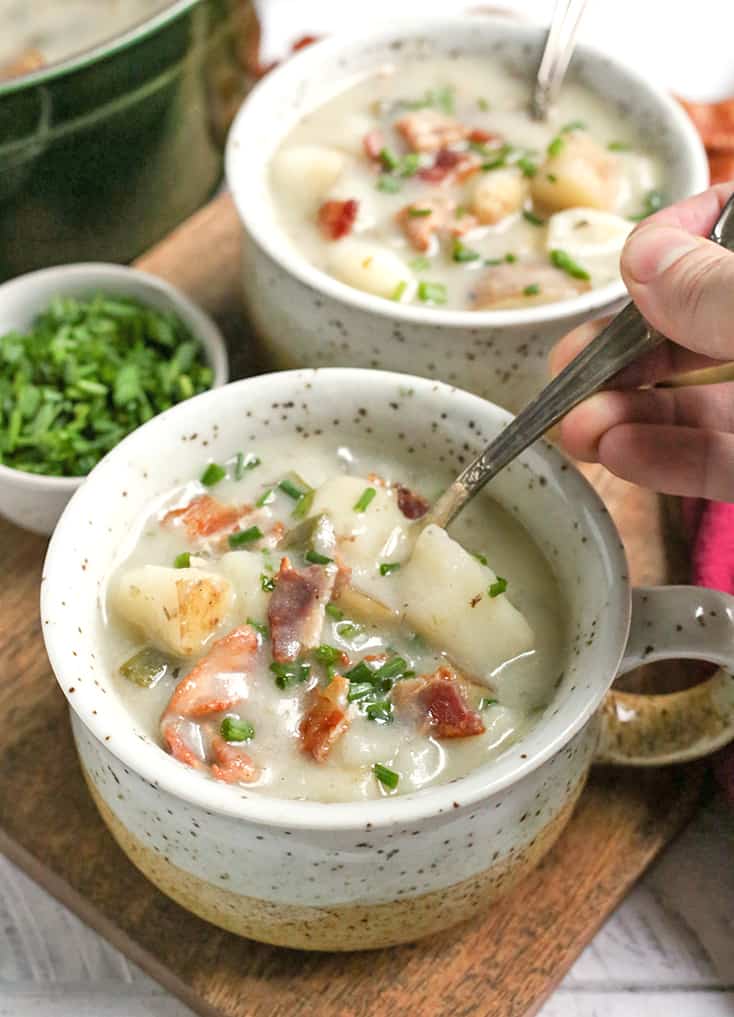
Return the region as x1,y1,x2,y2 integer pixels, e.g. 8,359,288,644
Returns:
0,0,255,281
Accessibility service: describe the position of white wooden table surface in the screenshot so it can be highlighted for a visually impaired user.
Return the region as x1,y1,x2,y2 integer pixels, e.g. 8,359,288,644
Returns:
3,1,733,1014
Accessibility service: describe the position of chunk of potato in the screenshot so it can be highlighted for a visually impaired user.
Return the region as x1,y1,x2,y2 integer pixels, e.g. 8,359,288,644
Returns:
470,262,589,310
398,525,534,681
112,566,233,657
271,144,346,212
471,168,528,225
531,133,620,212
219,551,270,624
327,240,412,299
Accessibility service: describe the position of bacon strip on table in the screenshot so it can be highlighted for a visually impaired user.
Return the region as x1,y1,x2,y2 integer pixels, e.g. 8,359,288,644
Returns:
210,736,259,783
396,485,429,520
393,666,485,738
317,199,359,240
396,197,478,253
396,110,469,152
418,147,481,185
268,557,336,662
300,675,351,761
163,494,247,540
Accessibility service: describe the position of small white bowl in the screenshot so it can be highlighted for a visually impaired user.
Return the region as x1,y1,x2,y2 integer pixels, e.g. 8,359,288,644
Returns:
0,263,228,536
227,16,709,412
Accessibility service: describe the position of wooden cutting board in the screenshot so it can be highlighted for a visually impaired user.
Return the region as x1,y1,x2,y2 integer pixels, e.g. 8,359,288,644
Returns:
0,193,708,1017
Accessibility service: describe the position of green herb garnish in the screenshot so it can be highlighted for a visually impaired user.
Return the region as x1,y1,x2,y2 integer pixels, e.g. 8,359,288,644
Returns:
550,248,591,281
293,489,315,519
220,717,255,742
336,621,361,639
504,252,517,263
489,576,508,597
398,153,421,177
173,551,191,569
354,486,377,512
547,136,564,158
379,562,401,576
523,284,541,297
410,256,432,271
479,696,498,710
379,147,400,171
305,549,332,565
325,603,344,621
366,701,394,723
314,644,342,666
256,488,275,508
408,207,433,218
373,656,411,680
391,281,408,302
418,281,448,304
270,660,310,689
477,97,490,111
201,462,226,487
522,209,545,226
607,140,630,152
561,120,586,133
374,763,399,790
228,525,263,548
452,239,481,263
234,452,260,480
247,617,268,638
376,174,402,193
260,573,276,592
347,681,376,703
279,478,305,500
516,156,538,178
473,551,488,565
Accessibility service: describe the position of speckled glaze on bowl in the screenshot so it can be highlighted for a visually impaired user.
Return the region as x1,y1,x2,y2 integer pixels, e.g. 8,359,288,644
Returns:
226,18,709,413
41,370,734,950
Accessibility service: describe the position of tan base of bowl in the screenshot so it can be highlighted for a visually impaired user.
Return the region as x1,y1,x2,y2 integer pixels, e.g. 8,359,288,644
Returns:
84,768,585,951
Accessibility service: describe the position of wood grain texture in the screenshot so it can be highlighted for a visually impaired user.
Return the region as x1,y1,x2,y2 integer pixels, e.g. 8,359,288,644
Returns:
0,195,707,1017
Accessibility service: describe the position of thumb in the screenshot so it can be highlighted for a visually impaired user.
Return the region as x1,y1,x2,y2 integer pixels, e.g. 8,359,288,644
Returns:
621,223,734,361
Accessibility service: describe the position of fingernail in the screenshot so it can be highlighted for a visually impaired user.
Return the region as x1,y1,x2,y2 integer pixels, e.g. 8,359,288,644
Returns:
623,226,700,284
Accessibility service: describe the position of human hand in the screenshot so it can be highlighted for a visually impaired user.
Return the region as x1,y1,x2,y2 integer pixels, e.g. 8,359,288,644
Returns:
550,182,734,500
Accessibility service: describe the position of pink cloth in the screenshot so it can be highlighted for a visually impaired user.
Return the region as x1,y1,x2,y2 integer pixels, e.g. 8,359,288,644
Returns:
681,498,734,805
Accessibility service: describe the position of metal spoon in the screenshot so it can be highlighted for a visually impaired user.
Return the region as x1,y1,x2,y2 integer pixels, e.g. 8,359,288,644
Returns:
530,0,589,121
427,192,734,531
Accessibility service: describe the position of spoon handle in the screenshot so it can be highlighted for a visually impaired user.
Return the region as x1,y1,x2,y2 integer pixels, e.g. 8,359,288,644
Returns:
530,0,589,121
429,192,734,530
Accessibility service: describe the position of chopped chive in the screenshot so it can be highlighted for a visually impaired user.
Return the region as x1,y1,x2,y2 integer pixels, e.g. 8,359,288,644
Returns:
376,174,402,193
379,147,400,171
347,681,375,703
516,156,537,178
325,603,344,621
256,487,275,508
398,153,421,177
522,209,545,226
523,284,541,297
547,136,564,158
391,281,408,302
607,140,630,152
228,525,263,548
455,205,468,219
546,173,557,183
201,462,226,487
336,621,361,638
353,486,377,512
366,701,394,723
484,257,503,267
550,248,591,281
279,478,305,500
477,97,490,111
260,573,276,592
379,562,401,576
408,207,433,218
417,281,447,304
270,660,310,689
504,252,517,263
305,549,332,565
220,717,255,742
373,655,410,680
452,238,481,263
374,763,399,790
473,551,488,566
479,696,498,710
410,256,431,271
173,551,191,569
489,576,508,597
247,617,268,638
314,644,341,666
292,488,315,519
345,660,373,684
233,452,245,480
561,119,586,133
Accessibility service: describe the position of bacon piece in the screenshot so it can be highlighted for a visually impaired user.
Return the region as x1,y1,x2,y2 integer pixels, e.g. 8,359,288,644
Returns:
210,736,259,784
317,199,359,240
468,127,501,145
396,110,469,152
679,97,734,152
418,147,481,184
396,197,478,253
393,667,485,738
163,494,246,540
397,485,429,520
163,724,206,770
162,626,258,722
300,676,351,761
268,557,336,662
363,129,386,161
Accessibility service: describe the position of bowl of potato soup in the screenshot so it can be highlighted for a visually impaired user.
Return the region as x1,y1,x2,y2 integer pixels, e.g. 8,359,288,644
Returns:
42,369,734,950
227,17,708,412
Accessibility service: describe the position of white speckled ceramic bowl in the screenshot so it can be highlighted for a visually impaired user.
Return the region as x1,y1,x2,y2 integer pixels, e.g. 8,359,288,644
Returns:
226,18,709,413
41,369,734,950
0,263,229,536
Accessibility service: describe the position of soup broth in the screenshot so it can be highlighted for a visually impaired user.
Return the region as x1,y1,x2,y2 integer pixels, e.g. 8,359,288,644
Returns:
104,437,566,802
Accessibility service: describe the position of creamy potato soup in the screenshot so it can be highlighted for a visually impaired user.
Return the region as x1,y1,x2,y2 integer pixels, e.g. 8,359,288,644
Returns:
268,57,665,311
0,0,170,74
105,439,566,801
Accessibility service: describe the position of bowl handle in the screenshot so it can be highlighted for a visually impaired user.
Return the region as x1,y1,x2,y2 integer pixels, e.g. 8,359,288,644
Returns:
595,586,734,765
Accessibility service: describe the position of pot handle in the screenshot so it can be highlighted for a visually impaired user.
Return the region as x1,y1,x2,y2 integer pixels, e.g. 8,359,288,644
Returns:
595,586,734,765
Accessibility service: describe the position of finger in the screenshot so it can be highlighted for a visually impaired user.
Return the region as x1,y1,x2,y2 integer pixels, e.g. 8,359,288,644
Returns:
549,320,721,387
558,382,734,461
596,424,734,501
